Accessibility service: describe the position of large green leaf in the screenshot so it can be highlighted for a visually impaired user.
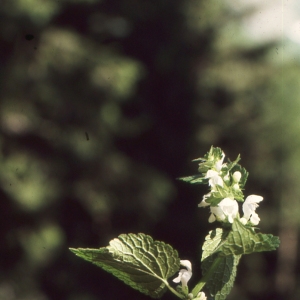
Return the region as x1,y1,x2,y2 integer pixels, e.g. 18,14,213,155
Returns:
219,219,280,255
202,219,280,258
202,253,241,300
201,228,240,300
70,233,180,299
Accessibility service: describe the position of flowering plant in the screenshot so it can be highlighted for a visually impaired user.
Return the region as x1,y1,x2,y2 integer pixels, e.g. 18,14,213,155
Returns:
70,146,280,300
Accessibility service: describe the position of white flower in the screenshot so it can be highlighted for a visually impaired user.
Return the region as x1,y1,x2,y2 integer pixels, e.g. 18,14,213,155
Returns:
209,205,225,223
196,292,207,300
241,195,263,225
206,170,224,188
215,152,225,171
198,193,211,207
173,260,192,287
198,195,225,223
206,198,238,223
199,196,239,223
218,198,239,223
205,153,225,188
198,193,225,223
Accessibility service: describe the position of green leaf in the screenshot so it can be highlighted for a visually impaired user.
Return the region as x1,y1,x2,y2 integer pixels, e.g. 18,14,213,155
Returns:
231,187,244,202
202,228,226,261
201,221,280,299
204,185,229,206
195,146,224,173
202,253,241,300
201,229,240,300
192,146,222,163
69,233,180,299
226,155,241,173
178,174,206,184
219,219,280,255
202,220,280,258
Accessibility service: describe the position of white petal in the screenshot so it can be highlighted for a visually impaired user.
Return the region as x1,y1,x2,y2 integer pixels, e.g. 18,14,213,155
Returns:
206,169,224,188
197,292,207,300
240,217,247,225
173,260,193,287
228,214,234,223
198,199,210,207
246,195,263,203
250,212,260,225
206,170,218,181
210,175,223,187
203,193,211,200
180,260,192,272
172,270,191,287
218,198,239,222
211,206,225,221
242,195,263,222
208,213,216,223
180,269,192,287
215,153,225,171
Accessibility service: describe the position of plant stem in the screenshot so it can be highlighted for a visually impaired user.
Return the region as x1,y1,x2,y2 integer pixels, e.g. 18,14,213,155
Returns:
164,280,186,299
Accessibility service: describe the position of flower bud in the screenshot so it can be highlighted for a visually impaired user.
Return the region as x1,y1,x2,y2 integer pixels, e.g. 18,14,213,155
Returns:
224,173,230,182
232,171,241,183
233,183,240,190
196,292,207,300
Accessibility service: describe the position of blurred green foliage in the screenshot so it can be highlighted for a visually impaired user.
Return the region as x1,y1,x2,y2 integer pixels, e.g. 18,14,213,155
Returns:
1,0,299,299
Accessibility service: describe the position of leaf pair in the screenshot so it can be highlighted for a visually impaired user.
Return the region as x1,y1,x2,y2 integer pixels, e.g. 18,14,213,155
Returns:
70,220,280,300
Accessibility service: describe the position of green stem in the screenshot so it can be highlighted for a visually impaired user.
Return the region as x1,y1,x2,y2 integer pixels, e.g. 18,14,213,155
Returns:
191,255,223,297
164,280,186,299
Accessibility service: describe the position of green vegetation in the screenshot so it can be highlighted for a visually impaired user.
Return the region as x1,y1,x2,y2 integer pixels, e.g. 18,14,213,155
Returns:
0,0,298,299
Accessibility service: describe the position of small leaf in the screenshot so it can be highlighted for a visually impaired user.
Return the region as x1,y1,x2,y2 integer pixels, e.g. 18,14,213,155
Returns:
70,233,180,299
226,155,241,173
202,228,226,261
178,174,206,184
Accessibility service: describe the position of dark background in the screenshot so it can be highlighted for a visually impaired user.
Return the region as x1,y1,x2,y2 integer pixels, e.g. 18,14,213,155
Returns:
1,0,300,299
